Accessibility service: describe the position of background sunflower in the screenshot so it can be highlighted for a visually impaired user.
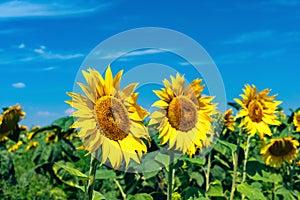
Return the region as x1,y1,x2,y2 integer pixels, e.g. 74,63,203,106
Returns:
261,137,299,167
149,74,217,157
235,84,281,138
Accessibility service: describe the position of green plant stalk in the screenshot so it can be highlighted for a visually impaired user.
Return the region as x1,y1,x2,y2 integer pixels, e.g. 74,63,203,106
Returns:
85,156,100,200
241,135,251,200
230,129,243,200
167,151,175,200
114,178,126,200
289,161,295,188
230,151,238,200
205,152,212,192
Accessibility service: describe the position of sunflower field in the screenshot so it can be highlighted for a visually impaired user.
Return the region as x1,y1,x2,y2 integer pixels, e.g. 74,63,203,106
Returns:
1,66,300,200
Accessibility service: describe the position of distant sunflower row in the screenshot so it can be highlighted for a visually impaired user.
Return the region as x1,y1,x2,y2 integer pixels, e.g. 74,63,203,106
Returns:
0,106,76,152
65,66,300,169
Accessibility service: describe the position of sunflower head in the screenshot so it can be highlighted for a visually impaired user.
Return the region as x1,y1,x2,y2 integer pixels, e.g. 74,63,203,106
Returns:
223,108,235,132
293,110,300,132
235,84,281,138
66,66,149,169
149,73,217,157
261,137,299,167
8,141,23,152
26,141,39,151
46,132,56,144
0,105,25,137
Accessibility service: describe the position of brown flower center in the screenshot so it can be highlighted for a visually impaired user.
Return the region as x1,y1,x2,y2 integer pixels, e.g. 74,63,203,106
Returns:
269,140,294,156
94,96,130,141
248,100,263,123
168,96,197,132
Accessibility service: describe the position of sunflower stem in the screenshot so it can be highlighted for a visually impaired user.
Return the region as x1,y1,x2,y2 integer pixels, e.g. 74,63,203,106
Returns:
230,151,238,200
230,129,242,200
85,155,100,200
205,152,212,191
114,178,126,200
167,151,175,200
241,135,251,200
289,161,295,188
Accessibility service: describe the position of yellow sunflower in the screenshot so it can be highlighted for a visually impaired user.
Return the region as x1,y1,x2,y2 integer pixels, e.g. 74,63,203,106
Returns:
26,141,39,151
261,137,299,167
8,141,23,152
235,84,281,138
46,132,56,144
224,108,235,132
0,104,25,137
66,66,149,169
293,110,300,132
149,74,217,157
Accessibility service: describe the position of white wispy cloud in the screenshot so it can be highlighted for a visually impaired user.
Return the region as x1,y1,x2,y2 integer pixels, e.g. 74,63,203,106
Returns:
100,49,166,59
222,30,273,44
37,111,57,116
0,1,110,18
64,108,76,115
18,43,25,49
33,45,84,60
12,82,26,88
258,49,286,59
216,49,286,64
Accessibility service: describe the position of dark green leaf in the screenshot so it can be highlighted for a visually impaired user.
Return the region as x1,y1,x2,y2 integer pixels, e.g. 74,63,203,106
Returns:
54,162,89,180
128,193,153,200
237,183,266,200
182,157,206,166
53,116,74,132
93,191,106,200
206,181,224,197
95,169,116,179
188,171,204,187
211,165,226,181
217,139,237,152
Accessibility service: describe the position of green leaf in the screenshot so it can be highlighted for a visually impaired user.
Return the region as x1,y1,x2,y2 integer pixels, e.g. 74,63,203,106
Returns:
214,155,230,168
228,102,242,111
128,193,153,200
188,171,204,187
211,165,226,181
93,191,106,200
53,116,74,132
276,187,297,200
182,187,201,199
54,162,89,180
237,183,266,200
217,139,237,152
154,152,170,167
95,169,116,179
245,160,265,176
182,157,206,166
206,180,224,197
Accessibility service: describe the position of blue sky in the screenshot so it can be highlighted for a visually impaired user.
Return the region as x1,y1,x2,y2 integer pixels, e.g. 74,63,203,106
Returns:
0,0,300,127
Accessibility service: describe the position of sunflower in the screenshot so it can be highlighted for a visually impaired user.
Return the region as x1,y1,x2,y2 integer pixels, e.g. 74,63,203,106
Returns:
149,74,217,157
0,104,25,137
261,137,299,167
8,141,23,152
235,84,281,138
224,108,235,132
46,132,56,144
293,110,300,132
66,66,149,169
26,141,39,151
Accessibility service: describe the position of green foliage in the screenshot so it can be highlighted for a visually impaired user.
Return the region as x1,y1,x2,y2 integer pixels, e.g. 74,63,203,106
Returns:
1,106,300,200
